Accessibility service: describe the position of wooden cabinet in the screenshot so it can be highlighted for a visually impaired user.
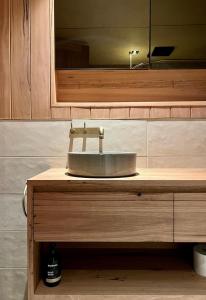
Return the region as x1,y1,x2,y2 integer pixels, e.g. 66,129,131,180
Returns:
27,168,206,300
34,192,173,242
174,193,206,242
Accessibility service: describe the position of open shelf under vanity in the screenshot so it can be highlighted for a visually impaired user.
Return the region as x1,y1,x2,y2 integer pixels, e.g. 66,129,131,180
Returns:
34,243,206,299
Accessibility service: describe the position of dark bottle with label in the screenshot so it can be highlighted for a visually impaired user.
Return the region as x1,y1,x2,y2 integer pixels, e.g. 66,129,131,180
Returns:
43,243,61,287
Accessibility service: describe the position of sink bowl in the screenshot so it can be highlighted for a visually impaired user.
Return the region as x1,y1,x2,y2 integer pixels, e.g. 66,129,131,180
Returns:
67,152,137,178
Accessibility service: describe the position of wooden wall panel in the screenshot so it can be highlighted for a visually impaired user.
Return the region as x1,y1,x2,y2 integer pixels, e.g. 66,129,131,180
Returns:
0,0,11,119
50,0,57,107
110,108,130,119
130,108,150,119
11,0,31,119
191,107,206,118
150,108,171,119
71,107,91,119
31,0,51,119
51,107,71,120
171,107,191,119
91,108,110,119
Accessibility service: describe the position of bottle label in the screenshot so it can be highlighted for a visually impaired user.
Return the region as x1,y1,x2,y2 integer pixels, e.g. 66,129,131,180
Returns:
46,275,62,284
46,263,61,283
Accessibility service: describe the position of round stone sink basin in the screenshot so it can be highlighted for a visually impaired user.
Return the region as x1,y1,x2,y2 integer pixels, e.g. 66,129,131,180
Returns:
67,152,137,178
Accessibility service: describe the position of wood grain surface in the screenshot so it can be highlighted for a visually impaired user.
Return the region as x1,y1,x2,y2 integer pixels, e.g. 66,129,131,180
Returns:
28,168,206,193
1,1,206,119
11,0,31,119
56,69,206,104
174,195,206,242
34,196,173,242
0,0,11,119
27,168,206,299
31,0,51,119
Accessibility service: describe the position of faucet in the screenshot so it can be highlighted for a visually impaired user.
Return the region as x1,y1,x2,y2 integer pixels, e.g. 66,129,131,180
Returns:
69,122,104,153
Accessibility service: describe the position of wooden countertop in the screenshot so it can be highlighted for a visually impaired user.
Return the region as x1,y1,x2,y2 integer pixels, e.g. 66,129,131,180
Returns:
28,168,206,192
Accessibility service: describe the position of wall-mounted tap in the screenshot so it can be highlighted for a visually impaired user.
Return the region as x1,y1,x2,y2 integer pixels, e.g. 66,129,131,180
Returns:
69,122,104,153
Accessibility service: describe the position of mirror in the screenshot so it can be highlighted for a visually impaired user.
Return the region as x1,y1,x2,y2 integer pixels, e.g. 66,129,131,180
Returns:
150,0,206,68
55,0,150,69
55,0,206,70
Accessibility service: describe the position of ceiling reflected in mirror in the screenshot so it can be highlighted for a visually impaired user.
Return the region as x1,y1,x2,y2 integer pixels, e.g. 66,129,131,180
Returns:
150,0,206,69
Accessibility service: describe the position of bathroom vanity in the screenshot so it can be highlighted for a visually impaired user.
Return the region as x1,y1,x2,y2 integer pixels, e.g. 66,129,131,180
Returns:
27,168,206,299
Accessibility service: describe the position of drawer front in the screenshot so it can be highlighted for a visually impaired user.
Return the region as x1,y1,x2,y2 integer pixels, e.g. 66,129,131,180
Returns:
34,192,173,242
174,193,206,242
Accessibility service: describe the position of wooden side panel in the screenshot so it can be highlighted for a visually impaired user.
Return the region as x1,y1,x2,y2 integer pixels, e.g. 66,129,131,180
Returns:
34,193,173,242
174,193,206,242
0,0,11,119
11,0,31,119
31,0,51,119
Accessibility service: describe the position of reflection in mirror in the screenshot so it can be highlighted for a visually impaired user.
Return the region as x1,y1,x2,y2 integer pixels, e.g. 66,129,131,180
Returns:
151,0,206,69
55,0,149,69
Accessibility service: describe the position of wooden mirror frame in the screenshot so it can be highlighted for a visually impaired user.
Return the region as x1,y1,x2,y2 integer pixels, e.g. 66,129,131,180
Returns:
51,0,206,115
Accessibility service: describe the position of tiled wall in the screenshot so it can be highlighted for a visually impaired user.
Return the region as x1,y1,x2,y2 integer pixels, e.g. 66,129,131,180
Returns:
1,119,206,299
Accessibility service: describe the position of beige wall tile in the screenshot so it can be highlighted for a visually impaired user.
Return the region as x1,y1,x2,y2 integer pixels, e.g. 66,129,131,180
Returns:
0,194,26,230
0,121,70,156
0,231,27,268
148,121,206,156
0,269,27,300
136,156,147,168
148,156,206,168
0,157,66,193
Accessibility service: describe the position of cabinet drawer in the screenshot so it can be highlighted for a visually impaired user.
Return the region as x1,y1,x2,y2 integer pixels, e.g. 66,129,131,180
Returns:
174,194,206,242
34,192,173,242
